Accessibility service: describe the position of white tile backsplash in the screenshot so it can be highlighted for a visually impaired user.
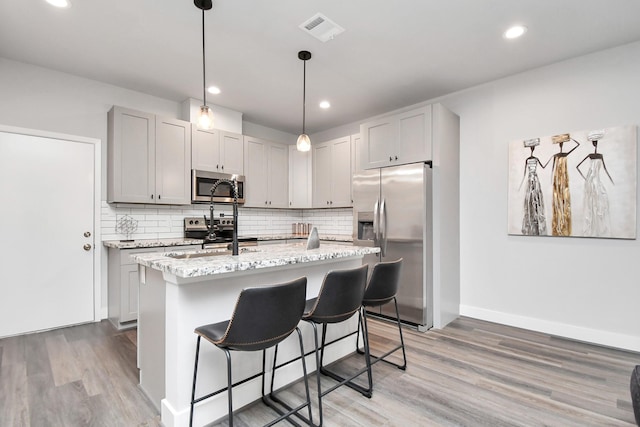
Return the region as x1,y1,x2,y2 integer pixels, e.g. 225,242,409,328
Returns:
101,202,353,241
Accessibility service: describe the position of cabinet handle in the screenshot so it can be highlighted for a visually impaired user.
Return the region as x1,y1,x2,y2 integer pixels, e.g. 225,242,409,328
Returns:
265,201,268,205
83,244,92,251
395,155,398,160
330,201,333,205
84,231,91,238
290,201,292,206
389,156,392,161
216,164,219,170
151,194,154,200
326,201,329,205
221,165,224,170
158,195,161,200
269,201,272,205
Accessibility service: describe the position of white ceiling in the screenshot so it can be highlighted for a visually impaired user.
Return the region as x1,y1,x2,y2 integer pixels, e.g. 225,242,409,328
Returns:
2,0,640,135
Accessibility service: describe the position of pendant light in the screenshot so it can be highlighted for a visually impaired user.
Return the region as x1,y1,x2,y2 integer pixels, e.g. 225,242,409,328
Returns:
195,0,214,129
296,50,312,152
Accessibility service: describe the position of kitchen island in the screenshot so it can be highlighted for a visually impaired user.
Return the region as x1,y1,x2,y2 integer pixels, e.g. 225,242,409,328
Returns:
132,243,379,427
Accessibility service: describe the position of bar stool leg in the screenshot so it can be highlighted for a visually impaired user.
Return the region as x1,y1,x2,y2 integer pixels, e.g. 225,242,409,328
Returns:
318,314,373,398
357,300,407,370
223,348,234,427
392,297,407,370
263,328,315,427
189,336,201,427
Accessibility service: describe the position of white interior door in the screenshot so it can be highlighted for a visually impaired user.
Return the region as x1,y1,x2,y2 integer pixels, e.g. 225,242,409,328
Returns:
0,130,96,337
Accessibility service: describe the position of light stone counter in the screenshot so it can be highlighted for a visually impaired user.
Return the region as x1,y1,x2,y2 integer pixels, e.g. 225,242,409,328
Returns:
133,242,379,427
132,243,376,279
102,238,203,249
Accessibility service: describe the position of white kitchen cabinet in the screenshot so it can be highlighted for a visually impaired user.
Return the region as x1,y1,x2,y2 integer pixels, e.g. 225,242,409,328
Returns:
243,136,289,208
312,135,352,208
360,104,432,169
191,128,243,175
108,247,156,329
108,244,201,329
288,145,312,208
108,106,191,204
351,133,362,203
155,117,192,204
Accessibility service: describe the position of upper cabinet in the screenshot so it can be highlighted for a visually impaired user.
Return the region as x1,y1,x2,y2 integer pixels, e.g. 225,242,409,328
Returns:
288,145,312,208
243,136,289,208
359,105,432,169
192,128,243,175
312,135,353,208
108,106,191,205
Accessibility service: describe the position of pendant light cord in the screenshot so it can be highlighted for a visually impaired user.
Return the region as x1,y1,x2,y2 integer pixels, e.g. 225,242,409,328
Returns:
302,58,306,134
201,8,207,107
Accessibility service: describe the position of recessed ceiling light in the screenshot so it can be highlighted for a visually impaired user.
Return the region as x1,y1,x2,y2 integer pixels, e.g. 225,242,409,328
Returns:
207,86,221,95
504,25,527,39
319,101,331,109
45,0,71,8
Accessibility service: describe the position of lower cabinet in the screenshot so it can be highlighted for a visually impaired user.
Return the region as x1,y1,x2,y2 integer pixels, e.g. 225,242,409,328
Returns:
107,245,200,329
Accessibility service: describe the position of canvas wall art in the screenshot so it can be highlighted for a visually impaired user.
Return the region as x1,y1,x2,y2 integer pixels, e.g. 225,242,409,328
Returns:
507,125,637,239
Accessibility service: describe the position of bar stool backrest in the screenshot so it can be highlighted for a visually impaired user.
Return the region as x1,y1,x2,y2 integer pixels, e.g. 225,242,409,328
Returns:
218,277,307,351
306,264,368,324
363,258,403,306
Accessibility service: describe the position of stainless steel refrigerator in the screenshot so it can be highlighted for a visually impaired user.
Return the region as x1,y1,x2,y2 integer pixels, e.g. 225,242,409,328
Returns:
352,162,433,330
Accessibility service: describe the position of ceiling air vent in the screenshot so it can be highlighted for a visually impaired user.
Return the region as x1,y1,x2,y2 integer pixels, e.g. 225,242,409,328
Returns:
299,13,345,43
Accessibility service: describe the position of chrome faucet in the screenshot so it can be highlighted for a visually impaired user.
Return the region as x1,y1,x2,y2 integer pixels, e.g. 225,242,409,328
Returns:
207,178,239,256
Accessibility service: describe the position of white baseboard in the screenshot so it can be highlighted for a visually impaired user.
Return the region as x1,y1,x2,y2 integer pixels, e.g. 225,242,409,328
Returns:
460,305,640,353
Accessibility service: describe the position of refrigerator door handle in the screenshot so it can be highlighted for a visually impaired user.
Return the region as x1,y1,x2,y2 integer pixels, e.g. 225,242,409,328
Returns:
380,198,387,257
373,198,380,246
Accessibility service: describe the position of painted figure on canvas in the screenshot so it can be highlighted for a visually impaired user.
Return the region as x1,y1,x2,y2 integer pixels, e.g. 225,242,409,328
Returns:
576,130,613,237
519,138,547,235
546,133,580,236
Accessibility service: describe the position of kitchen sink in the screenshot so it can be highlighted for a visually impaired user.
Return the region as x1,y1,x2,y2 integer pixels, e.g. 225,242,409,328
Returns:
166,247,260,259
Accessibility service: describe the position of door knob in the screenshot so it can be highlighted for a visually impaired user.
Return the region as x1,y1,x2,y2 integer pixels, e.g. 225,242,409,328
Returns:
83,244,92,251
84,231,91,238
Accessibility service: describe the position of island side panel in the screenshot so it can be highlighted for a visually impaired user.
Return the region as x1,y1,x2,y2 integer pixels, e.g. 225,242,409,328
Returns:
157,257,364,427
138,265,167,411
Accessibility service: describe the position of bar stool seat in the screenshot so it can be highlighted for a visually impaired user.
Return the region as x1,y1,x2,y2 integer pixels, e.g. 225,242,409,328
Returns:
189,276,312,427
356,258,407,373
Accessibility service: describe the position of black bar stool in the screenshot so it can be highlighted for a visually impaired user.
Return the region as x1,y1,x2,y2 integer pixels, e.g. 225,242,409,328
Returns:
299,264,370,427
189,277,312,427
356,258,407,376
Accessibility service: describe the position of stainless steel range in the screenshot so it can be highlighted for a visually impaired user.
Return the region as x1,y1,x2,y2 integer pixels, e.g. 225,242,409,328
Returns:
183,217,257,249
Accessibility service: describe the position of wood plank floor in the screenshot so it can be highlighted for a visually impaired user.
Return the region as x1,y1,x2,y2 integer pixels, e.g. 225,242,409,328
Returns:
0,317,637,426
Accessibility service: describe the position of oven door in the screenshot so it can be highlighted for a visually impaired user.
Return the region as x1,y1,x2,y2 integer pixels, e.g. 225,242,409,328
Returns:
192,170,245,204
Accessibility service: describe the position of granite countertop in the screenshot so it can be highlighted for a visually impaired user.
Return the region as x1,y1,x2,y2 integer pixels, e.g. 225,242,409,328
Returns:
102,238,204,249
103,235,352,249
131,243,379,279
257,234,353,242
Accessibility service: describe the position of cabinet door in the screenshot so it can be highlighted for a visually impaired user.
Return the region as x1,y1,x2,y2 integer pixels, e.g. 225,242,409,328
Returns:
220,131,244,175
351,134,361,205
330,136,353,207
397,105,432,164
312,142,332,207
155,117,191,205
243,136,269,207
120,264,139,323
191,127,221,172
360,116,396,169
268,142,289,208
108,107,155,203
289,145,312,208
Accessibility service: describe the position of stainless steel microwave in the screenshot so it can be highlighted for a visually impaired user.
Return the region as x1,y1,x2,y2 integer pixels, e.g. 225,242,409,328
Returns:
191,170,245,204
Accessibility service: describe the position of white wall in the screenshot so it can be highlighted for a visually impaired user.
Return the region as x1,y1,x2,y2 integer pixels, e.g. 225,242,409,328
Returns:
438,40,640,351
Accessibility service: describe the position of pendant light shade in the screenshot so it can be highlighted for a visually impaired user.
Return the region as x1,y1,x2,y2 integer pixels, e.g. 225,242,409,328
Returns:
296,50,312,152
296,133,311,152
195,0,214,130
